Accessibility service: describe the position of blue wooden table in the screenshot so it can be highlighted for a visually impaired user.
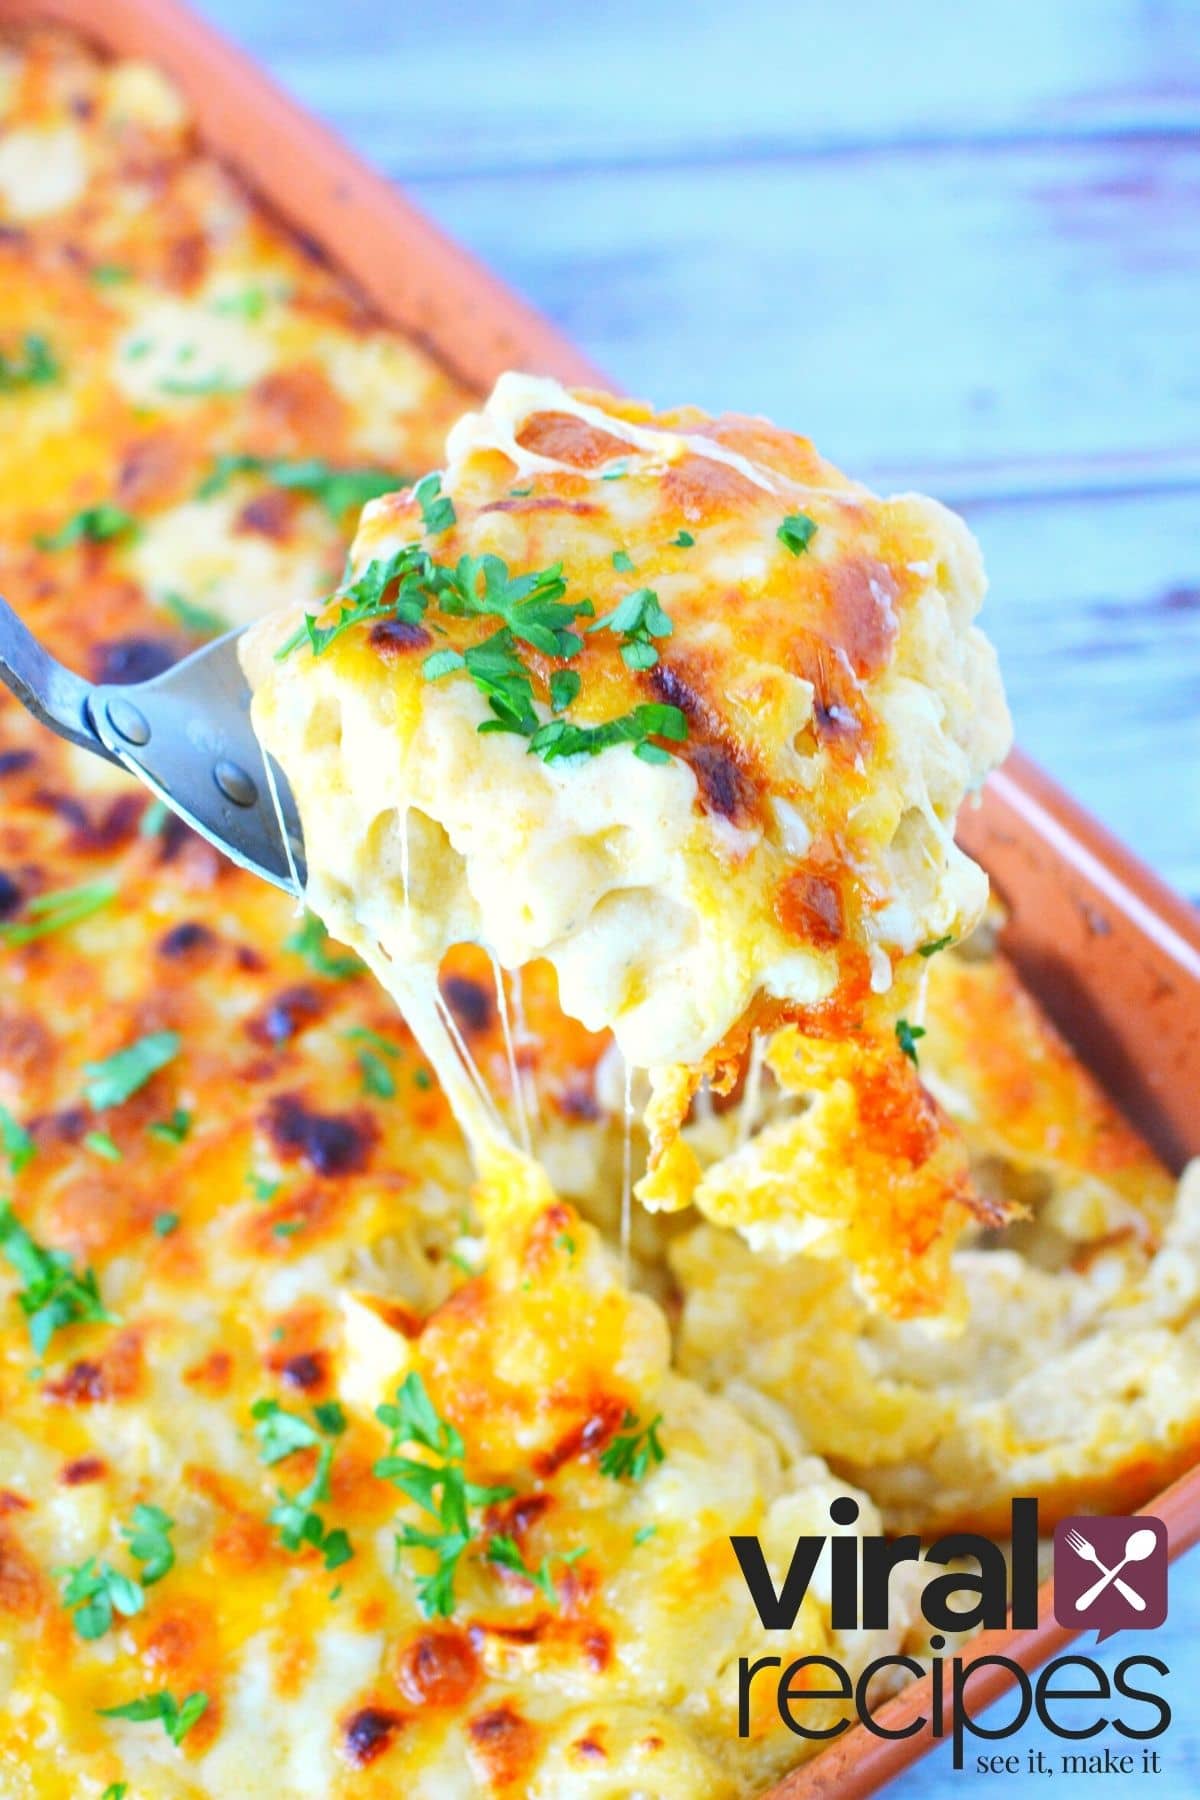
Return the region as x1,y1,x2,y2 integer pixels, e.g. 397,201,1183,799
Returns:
194,4,1200,1790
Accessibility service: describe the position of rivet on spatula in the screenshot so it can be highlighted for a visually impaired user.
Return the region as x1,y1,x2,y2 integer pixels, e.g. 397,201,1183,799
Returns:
214,760,257,807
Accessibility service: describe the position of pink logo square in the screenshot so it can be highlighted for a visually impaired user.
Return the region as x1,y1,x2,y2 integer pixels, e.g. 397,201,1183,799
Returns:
1053,1515,1168,1640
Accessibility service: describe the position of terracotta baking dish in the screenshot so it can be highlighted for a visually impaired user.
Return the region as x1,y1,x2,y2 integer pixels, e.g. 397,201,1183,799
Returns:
2,0,1199,1791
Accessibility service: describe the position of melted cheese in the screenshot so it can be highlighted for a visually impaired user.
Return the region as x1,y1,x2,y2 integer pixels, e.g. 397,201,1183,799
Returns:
0,124,85,217
673,946,1197,1536
251,375,1012,1068
244,372,1012,1261
111,297,275,407
129,493,338,633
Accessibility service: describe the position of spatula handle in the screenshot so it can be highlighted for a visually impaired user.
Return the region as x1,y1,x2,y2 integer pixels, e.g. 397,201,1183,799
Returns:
0,593,123,767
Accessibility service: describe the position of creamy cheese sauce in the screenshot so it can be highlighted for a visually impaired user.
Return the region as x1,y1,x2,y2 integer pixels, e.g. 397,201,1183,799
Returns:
446,371,790,498
0,123,86,217
245,370,1011,1253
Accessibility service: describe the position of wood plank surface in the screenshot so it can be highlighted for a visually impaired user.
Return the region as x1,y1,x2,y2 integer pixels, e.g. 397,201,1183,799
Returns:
963,488,1200,900
407,143,1200,490
193,0,1200,909
181,3,1200,1791
197,0,1200,174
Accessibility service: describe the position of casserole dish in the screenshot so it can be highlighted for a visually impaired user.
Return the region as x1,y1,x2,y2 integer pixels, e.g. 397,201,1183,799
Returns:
1,2,1198,1793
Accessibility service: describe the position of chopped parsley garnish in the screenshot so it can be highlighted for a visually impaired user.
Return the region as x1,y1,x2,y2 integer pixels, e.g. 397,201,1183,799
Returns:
139,798,169,838
158,373,240,397
345,1025,401,1058
122,1503,176,1584
101,1784,129,1800
0,333,59,391
91,264,131,288
435,554,590,657
599,1411,665,1483
84,1031,181,1110
587,585,673,671
600,460,629,481
84,1129,122,1163
357,1054,395,1098
0,1201,115,1355
57,1507,172,1640
611,549,635,573
390,1525,469,1619
345,1028,399,1099
268,1456,352,1567
671,530,695,548
276,546,434,659
777,513,818,557
0,879,117,947
415,472,456,535
58,1558,143,1639
486,1534,587,1607
196,453,397,521
633,1524,658,1546
313,1399,348,1435
162,590,230,637
420,647,463,681
153,1211,180,1237
0,1105,35,1176
528,703,686,766
895,1017,926,1066
252,1396,329,1462
247,1170,282,1202
285,911,364,980
413,1067,433,1092
211,286,267,319
424,630,540,736
253,1398,353,1569
918,935,953,958
417,552,597,739
375,1373,514,1619
549,668,581,713
148,1107,192,1145
509,484,533,497
284,546,688,765
98,1689,208,1746
36,505,138,552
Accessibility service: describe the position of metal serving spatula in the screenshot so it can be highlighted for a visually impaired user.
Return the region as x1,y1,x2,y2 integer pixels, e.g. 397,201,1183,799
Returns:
0,594,306,892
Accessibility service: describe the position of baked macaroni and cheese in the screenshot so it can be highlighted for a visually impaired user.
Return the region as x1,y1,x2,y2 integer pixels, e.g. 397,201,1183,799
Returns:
1,21,1197,1800
242,371,1013,1284
246,371,1011,1076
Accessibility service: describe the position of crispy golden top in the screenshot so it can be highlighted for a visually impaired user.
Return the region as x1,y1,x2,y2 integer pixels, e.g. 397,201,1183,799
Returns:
244,371,1012,1269
346,372,1011,1019
0,24,468,672
0,29,916,1800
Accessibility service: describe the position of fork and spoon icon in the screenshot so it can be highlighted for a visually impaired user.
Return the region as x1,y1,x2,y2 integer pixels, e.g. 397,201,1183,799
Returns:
1064,1525,1158,1612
